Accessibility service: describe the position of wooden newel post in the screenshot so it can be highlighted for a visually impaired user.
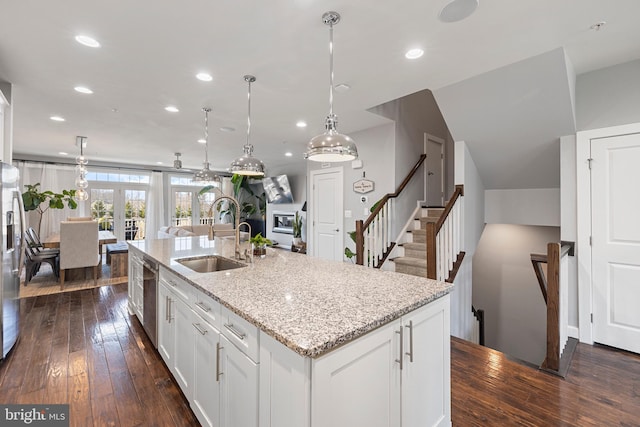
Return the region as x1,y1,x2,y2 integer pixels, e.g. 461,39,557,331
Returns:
545,242,561,371
355,220,364,265
426,222,436,279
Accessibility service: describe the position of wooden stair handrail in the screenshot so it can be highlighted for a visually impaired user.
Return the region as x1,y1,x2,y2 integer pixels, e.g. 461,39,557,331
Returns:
426,184,465,279
355,154,426,266
362,154,426,230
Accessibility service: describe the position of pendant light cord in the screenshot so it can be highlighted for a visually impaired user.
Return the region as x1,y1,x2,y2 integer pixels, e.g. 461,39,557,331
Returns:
328,22,334,116
247,78,252,148
203,107,211,164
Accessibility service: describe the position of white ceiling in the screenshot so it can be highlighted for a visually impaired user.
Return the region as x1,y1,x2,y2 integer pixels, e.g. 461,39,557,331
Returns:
1,0,640,173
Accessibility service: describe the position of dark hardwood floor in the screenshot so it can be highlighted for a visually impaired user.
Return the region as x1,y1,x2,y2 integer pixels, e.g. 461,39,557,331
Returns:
0,284,198,427
2,284,639,426
452,336,640,426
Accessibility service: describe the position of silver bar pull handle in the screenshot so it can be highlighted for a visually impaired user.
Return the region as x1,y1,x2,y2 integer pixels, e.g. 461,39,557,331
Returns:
395,328,403,370
165,296,170,322
192,323,208,335
216,342,223,381
168,298,173,323
195,301,211,313
224,323,246,340
405,321,414,363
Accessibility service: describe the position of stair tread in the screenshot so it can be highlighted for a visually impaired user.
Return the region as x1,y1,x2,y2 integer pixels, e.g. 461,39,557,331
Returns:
400,242,426,249
409,229,426,234
415,216,440,222
391,256,427,267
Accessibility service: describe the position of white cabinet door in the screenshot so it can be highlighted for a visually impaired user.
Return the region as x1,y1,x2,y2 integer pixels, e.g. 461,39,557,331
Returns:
192,312,220,427
219,335,258,427
312,319,401,427
402,295,450,427
157,282,175,366
173,296,195,399
128,253,143,318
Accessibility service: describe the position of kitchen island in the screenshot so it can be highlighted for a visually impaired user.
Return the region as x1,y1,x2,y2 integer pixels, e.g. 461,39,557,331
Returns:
128,236,453,427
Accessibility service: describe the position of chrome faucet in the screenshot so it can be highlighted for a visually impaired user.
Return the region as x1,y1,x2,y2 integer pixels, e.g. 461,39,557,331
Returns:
203,190,251,262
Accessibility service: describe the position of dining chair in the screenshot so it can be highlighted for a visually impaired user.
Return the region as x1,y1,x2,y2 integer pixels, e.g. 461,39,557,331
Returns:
59,220,100,290
24,234,60,284
27,227,60,256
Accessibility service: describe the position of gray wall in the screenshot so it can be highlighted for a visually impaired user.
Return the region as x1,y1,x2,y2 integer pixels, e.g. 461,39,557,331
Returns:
369,89,454,238
576,58,640,131
473,224,560,365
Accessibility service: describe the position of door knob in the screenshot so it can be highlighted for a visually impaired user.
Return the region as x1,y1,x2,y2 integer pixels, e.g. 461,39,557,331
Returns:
334,228,340,232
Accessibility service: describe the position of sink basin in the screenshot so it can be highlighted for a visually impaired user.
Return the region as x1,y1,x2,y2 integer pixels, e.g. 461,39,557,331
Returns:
176,255,247,273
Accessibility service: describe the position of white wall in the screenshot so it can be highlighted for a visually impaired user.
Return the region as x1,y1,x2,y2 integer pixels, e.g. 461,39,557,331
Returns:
473,224,560,365
576,59,640,131
0,81,12,163
451,141,485,340
560,135,579,333
485,188,560,226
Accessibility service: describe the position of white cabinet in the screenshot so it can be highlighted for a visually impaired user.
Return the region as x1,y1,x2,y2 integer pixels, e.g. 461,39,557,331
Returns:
312,319,401,427
192,309,221,427
263,294,451,427
219,334,259,427
401,296,451,427
127,251,143,319
172,295,194,397
157,281,176,368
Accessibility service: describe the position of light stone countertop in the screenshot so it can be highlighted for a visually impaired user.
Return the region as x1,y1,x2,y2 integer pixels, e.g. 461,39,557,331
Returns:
129,236,453,358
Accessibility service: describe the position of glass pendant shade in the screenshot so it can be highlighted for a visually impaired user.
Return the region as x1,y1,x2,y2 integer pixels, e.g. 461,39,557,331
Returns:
74,136,90,201
230,75,265,177
305,11,358,162
193,108,221,186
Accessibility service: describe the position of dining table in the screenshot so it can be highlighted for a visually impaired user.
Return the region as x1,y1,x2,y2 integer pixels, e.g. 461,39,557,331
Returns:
43,230,118,258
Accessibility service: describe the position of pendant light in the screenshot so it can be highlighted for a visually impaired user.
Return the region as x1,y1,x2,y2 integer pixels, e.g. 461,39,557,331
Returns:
230,75,265,176
305,11,358,162
193,107,221,185
74,136,89,201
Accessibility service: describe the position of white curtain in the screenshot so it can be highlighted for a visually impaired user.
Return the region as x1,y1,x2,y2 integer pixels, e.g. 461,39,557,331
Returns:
16,161,78,238
146,171,164,239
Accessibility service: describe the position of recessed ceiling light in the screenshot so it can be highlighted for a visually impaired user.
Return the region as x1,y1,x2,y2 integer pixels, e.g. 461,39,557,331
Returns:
196,72,213,82
590,21,607,31
197,138,206,144
50,116,65,122
334,83,351,92
59,152,69,156
75,35,100,48
296,121,307,128
165,106,179,113
405,48,424,59
285,152,293,157
156,161,163,165
438,0,479,23
74,86,93,94
220,126,235,132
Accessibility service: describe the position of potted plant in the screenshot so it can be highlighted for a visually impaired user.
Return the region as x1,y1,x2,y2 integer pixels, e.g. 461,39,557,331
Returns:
292,211,303,246
22,183,78,235
250,232,272,257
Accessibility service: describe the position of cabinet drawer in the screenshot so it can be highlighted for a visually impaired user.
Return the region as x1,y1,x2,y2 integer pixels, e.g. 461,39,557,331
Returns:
221,306,259,363
192,287,221,330
159,266,191,302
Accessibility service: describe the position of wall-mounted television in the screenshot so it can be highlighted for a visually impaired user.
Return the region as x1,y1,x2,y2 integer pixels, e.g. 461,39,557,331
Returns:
262,175,294,204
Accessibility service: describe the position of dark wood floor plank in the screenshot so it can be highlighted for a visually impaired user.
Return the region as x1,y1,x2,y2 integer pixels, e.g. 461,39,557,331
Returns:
451,336,640,426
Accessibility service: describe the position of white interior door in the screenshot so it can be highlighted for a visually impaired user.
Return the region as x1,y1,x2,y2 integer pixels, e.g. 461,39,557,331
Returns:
424,134,444,206
311,167,343,261
592,132,640,354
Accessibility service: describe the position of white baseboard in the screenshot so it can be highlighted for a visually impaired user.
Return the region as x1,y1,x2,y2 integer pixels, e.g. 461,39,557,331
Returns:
567,326,579,340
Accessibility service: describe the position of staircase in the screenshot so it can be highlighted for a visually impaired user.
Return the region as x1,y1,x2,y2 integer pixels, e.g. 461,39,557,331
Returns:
392,207,444,277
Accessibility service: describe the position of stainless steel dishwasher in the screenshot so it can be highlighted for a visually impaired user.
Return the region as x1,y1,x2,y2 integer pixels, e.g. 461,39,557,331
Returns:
142,257,158,348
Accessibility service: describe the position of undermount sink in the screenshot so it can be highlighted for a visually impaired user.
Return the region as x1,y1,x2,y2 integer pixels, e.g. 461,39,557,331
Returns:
176,255,247,273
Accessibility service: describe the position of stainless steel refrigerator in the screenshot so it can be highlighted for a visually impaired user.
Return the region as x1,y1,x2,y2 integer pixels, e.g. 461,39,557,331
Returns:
1,163,24,360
